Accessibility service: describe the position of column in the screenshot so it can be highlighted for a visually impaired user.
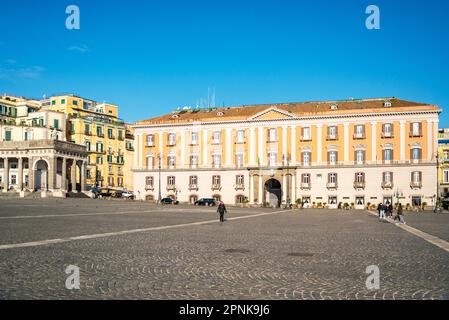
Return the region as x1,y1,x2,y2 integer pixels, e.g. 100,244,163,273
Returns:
249,174,254,204
81,161,86,192
316,124,322,164
282,126,287,160
48,157,56,191
258,175,263,205
29,157,35,191
3,158,9,192
282,174,287,203
258,127,264,166
61,157,67,191
133,133,139,169
371,122,377,162
400,121,406,161
203,129,208,166
180,130,186,167
18,157,23,191
344,123,349,162
226,128,232,166
249,127,256,165
71,160,77,192
291,125,296,164
291,174,296,204
158,132,163,168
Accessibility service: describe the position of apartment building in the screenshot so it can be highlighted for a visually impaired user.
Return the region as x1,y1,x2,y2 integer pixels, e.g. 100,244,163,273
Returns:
132,98,440,208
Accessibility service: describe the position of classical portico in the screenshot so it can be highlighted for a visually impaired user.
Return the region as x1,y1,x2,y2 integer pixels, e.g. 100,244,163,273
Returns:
0,140,88,197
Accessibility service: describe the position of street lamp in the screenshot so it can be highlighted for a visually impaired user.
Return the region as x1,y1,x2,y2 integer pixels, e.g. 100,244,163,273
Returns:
394,188,403,207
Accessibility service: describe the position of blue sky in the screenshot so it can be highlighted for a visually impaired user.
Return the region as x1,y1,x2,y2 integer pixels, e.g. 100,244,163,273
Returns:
0,0,448,125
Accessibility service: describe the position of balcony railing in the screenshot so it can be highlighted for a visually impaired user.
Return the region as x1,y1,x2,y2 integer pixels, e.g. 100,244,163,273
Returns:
300,182,311,190
353,133,366,139
211,184,222,191
410,181,422,189
381,132,394,138
353,181,366,189
326,135,338,140
145,142,155,147
409,131,423,138
145,185,154,191
188,184,198,191
166,185,176,191
381,181,394,189
300,136,312,142
97,132,105,138
326,182,338,189
234,184,245,191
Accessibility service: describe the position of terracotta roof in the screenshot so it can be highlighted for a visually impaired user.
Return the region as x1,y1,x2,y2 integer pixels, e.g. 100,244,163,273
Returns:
136,98,439,125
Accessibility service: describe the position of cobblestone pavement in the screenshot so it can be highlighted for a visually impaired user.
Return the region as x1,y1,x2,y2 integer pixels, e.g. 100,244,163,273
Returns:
400,212,449,242
0,199,448,300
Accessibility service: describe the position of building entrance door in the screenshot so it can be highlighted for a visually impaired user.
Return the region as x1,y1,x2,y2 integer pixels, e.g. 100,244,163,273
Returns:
265,179,281,208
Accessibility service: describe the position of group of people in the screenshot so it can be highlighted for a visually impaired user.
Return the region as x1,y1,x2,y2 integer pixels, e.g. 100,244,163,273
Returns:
377,202,405,225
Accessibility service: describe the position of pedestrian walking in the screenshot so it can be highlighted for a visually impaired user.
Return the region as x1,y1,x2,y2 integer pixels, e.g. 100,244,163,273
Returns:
388,203,393,218
217,201,227,222
396,203,406,225
377,203,382,218
379,203,386,220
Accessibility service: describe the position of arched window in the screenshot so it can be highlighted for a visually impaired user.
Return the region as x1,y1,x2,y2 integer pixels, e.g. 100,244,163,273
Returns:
235,195,246,204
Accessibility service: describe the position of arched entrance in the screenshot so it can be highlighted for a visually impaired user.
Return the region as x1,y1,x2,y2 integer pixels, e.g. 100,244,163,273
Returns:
34,159,48,191
265,179,281,208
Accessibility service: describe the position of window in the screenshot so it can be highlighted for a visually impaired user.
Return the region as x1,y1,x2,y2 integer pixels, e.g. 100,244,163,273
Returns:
107,155,113,163
108,165,113,174
86,169,91,179
191,132,198,145
236,195,246,204
412,196,422,206
302,173,310,184
268,152,277,167
328,196,337,205
108,128,114,139
383,149,393,161
189,175,198,186
354,125,365,139
118,131,123,140
96,156,103,165
236,153,244,167
51,100,56,105
213,131,221,144
97,126,104,137
146,176,154,187
301,127,311,141
24,131,29,141
411,171,422,187
168,133,176,145
268,128,277,142
327,173,338,188
146,134,155,146
212,175,221,185
168,156,176,167
382,172,393,188
11,175,16,185
327,126,338,140
236,175,244,186
53,119,59,129
213,154,221,167
146,156,154,169
84,124,91,134
73,100,78,106
5,130,11,141
355,172,365,185
382,123,393,138
410,122,422,137
167,176,176,186
190,155,198,167
328,151,338,165
302,151,311,165
443,169,449,184
236,130,245,143
96,142,103,153
61,99,66,104
108,176,114,186
411,148,422,161
355,150,365,164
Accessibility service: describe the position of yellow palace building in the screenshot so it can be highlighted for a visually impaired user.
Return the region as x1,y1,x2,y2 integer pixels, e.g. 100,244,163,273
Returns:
132,98,440,208
41,94,132,191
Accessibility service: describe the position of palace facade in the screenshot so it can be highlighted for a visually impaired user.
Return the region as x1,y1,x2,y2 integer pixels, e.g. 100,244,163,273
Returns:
133,98,440,208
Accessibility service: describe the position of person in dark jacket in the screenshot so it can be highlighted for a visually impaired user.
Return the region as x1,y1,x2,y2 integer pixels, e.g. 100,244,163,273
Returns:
217,201,227,222
396,203,406,225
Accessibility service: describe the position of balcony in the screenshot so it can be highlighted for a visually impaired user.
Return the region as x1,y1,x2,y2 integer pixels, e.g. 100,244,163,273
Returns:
235,139,246,144
166,185,176,191
409,131,423,138
300,136,312,142
126,146,134,151
234,184,245,191
188,184,199,191
145,143,155,147
410,181,422,189
353,133,366,139
211,184,222,191
300,182,311,190
190,141,199,146
381,132,394,138
97,132,105,138
326,135,338,141
108,135,115,140
84,130,92,136
381,181,394,189
145,185,154,191
326,182,338,190
167,142,176,147
353,181,366,189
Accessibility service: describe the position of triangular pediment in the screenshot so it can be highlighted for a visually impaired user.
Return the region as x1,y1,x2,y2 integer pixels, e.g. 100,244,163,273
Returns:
250,107,296,120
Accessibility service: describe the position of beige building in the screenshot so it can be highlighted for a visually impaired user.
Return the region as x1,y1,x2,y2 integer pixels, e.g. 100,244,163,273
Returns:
132,98,440,208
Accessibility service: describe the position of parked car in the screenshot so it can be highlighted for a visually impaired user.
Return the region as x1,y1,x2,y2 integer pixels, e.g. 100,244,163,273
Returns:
112,190,123,198
194,198,217,206
98,188,113,199
122,190,135,200
160,197,179,205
